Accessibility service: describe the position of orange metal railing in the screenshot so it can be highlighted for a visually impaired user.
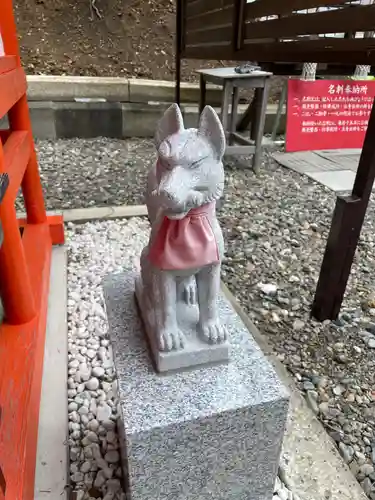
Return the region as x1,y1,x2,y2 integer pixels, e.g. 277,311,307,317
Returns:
0,1,64,498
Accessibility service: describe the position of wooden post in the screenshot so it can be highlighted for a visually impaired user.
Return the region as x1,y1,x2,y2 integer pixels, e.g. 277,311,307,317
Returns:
175,0,183,105
0,145,36,324
312,100,375,320
252,79,270,173
220,82,233,134
229,87,240,145
199,74,206,115
9,96,47,224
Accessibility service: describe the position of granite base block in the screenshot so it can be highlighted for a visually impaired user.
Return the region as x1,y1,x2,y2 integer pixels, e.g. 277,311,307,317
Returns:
134,275,229,373
103,271,289,500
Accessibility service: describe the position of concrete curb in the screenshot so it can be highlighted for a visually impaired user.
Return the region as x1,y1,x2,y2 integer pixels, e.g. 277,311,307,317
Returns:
26,75,223,104
62,204,147,222
3,75,286,140
10,101,285,140
35,247,68,500
16,205,148,224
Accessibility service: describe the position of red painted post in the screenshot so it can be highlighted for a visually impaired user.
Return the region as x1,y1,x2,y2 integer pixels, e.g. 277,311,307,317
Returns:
8,97,47,224
0,144,36,324
0,0,47,225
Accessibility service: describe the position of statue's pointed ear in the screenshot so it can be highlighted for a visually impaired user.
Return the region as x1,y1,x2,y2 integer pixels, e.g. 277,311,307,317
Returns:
198,105,225,160
155,103,184,148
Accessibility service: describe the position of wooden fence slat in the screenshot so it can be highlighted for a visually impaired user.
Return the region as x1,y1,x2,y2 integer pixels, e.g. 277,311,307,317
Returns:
244,5,375,40
186,6,233,32
187,0,233,18
245,0,353,21
183,41,375,64
242,37,375,52
185,26,233,45
186,37,375,54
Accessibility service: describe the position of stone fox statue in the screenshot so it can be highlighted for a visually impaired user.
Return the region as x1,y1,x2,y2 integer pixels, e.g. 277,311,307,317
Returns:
139,103,227,352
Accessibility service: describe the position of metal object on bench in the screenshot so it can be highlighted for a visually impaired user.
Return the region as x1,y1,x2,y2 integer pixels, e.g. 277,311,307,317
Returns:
197,67,272,173
234,63,261,74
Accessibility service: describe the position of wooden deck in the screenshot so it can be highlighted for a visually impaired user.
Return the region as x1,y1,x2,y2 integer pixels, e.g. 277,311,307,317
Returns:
272,149,361,193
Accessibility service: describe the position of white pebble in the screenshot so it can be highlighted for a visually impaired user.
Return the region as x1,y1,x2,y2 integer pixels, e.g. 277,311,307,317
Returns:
102,420,116,431
70,448,80,461
86,431,99,443
103,493,116,500
69,359,80,369
77,327,89,339
78,406,89,415
76,383,85,393
81,414,89,426
80,461,92,473
106,431,117,444
105,450,120,464
102,382,111,393
92,302,106,320
94,470,107,488
97,403,112,422
84,446,94,459
107,478,121,492
86,349,96,359
69,411,79,423
258,283,278,295
89,399,97,415
87,419,100,432
71,471,84,483
86,378,100,391
92,366,105,378
68,402,78,412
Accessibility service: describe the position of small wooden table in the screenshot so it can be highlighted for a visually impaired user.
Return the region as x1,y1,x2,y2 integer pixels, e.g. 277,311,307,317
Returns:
197,67,272,173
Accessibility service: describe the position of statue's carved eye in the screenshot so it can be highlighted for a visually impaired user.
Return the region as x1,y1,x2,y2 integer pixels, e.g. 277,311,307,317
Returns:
190,155,209,168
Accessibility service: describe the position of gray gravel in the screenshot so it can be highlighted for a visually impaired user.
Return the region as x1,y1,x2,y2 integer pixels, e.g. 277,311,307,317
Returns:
221,154,375,499
40,138,375,498
32,138,153,211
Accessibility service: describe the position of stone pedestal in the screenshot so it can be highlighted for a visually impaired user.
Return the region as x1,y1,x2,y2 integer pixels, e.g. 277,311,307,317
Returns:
103,272,289,500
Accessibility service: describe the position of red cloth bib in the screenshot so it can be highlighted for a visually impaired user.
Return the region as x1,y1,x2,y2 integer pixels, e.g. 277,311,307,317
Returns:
148,202,219,270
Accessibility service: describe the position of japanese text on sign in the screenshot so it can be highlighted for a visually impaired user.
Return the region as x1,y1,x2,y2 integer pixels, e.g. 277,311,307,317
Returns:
286,80,375,152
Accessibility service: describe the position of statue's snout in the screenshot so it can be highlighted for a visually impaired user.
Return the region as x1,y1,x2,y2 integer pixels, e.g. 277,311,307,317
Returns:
158,167,189,210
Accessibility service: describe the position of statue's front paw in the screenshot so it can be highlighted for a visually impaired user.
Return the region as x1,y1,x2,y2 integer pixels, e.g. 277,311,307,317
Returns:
200,320,228,345
158,328,186,352
183,282,197,306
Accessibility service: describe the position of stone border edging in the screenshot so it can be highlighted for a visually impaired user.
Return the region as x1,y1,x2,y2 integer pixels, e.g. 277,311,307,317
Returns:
16,205,148,224
11,101,284,140
26,75,223,104
3,76,287,140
